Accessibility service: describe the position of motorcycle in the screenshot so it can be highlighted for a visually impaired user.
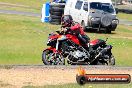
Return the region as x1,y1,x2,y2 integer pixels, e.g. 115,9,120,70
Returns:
42,30,115,65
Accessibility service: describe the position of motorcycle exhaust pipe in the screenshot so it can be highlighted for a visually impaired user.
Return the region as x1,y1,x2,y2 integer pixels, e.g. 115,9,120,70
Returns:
95,45,112,59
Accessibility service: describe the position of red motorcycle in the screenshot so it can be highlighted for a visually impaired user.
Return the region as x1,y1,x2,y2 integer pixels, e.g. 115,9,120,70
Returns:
42,31,115,65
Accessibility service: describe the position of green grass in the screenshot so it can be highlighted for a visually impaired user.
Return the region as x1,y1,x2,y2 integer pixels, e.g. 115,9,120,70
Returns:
117,13,132,21
0,13,60,65
0,13,132,66
86,25,132,66
23,83,132,88
0,0,132,20
114,4,132,21
0,0,47,9
0,0,132,22
0,0,48,13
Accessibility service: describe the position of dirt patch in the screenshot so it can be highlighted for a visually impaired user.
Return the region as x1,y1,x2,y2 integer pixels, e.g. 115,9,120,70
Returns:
0,67,132,88
0,81,14,88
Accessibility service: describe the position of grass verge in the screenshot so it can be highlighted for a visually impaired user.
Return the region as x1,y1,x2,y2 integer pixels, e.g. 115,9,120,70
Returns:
117,13,132,21
0,13,60,65
0,0,46,10
0,0,48,13
22,83,132,88
0,13,132,66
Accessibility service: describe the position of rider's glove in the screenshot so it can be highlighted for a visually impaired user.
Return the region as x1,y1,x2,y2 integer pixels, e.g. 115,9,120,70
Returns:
66,27,71,30
63,28,67,32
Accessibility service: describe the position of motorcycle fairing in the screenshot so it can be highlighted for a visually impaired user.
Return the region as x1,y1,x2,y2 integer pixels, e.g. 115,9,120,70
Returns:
90,39,106,46
66,34,80,45
44,47,59,53
90,39,99,45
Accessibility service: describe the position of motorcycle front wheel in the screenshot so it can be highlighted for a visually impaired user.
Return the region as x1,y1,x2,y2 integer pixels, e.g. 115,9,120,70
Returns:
42,50,65,65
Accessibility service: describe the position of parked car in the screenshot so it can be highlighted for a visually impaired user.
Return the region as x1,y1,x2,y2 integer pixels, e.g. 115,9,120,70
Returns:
64,0,119,33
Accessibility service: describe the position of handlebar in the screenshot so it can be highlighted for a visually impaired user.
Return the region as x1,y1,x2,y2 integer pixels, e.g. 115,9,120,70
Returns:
56,30,64,35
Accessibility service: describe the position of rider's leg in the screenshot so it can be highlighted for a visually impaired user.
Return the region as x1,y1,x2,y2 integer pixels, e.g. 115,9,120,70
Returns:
78,34,90,50
78,34,87,44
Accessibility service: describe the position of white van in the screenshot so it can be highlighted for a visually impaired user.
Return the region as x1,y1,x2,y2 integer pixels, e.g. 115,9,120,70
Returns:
64,0,119,33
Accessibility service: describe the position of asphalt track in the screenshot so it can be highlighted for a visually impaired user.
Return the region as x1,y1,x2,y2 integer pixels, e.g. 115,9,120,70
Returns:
120,19,132,26
0,9,40,17
0,9,132,26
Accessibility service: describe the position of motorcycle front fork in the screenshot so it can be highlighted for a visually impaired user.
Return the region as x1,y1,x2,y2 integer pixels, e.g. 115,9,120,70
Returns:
56,40,59,51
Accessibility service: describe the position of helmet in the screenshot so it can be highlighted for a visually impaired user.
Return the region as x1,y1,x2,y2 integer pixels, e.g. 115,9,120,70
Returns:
61,15,73,27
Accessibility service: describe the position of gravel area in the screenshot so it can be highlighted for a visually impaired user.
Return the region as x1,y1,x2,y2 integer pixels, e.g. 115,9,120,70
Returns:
0,66,132,88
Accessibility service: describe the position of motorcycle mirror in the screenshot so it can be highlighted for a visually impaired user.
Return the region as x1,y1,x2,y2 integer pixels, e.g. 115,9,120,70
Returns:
49,32,53,36
56,31,60,34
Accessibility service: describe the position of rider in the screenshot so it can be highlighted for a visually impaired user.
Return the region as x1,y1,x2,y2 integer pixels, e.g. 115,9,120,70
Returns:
61,15,90,50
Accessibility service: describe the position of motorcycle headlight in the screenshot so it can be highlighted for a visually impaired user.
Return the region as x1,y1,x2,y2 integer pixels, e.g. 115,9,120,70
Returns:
58,35,66,40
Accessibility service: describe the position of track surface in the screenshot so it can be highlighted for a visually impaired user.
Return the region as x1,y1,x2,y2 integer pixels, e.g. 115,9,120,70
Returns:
0,9,40,17
1,65,132,69
0,65,132,88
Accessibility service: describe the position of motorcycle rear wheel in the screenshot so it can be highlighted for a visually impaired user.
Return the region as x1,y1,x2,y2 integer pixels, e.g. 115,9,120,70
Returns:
42,50,65,65
96,55,115,65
